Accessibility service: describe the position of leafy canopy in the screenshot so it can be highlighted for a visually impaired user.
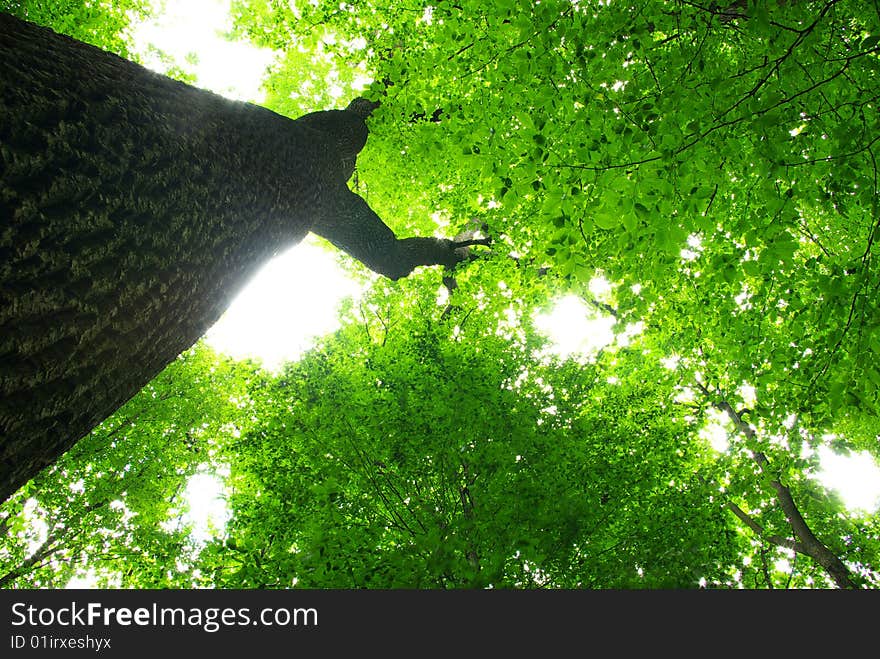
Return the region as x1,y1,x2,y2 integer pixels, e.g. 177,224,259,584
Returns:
1,0,878,589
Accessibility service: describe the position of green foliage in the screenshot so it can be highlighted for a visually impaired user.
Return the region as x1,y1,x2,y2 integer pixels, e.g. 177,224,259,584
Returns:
0,346,262,588
196,294,738,588
3,0,879,588
0,0,150,57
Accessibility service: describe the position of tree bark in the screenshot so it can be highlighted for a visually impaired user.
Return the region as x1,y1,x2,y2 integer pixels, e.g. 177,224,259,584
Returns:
0,13,468,502
695,381,860,588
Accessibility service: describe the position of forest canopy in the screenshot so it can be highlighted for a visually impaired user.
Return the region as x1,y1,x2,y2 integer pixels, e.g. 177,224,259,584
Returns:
0,0,878,589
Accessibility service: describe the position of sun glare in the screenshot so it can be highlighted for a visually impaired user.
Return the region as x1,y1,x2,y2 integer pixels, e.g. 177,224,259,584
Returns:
183,470,230,544
206,238,364,370
816,447,880,513
130,1,366,371
132,0,274,102
534,293,616,359
699,410,730,453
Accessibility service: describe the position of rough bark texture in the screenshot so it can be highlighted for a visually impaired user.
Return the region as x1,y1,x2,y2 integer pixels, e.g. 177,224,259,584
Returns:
0,13,467,502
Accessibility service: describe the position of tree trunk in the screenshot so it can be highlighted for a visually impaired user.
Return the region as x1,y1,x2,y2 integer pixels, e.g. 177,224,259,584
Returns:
709,394,859,588
0,13,467,502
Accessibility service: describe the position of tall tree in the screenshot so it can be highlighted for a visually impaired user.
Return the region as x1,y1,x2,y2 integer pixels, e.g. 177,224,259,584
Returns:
1,0,878,590
0,13,477,502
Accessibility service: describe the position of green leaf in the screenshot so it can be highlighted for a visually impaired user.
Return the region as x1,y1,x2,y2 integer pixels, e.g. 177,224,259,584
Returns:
861,35,880,51
594,210,618,230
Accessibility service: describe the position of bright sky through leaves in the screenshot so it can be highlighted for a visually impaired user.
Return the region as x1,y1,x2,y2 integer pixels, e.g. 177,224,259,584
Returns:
132,0,274,102
533,293,615,359
817,447,880,512
182,471,230,544
205,238,364,370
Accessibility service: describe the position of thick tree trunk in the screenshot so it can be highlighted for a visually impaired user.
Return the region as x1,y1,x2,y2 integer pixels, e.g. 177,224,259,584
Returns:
0,13,467,502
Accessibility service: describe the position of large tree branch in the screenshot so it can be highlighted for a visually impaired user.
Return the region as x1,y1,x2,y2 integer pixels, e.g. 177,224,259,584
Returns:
312,191,487,280
725,501,805,553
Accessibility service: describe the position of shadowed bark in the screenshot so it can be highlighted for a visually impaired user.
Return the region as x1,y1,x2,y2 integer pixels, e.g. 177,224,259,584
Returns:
0,12,472,502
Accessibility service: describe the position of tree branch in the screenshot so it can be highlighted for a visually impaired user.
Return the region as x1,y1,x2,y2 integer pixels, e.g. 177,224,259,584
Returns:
725,501,804,552
697,381,859,588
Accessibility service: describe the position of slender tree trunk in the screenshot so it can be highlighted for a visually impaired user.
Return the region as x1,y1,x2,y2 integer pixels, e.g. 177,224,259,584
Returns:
695,381,859,588
719,402,859,589
0,13,468,502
